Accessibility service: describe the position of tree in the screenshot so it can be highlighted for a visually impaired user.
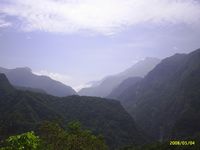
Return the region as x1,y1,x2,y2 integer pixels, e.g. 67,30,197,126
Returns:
65,121,108,150
39,121,108,150
0,131,40,150
39,121,67,150
0,121,108,150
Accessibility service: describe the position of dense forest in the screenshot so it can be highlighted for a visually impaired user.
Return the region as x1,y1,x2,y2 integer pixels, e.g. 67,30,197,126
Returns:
0,74,144,149
0,121,108,150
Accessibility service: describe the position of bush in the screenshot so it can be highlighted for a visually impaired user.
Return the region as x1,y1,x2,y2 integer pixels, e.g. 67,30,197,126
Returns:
0,121,108,150
0,131,40,150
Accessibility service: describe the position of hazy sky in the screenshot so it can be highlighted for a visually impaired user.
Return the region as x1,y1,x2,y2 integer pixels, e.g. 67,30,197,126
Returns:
0,0,200,90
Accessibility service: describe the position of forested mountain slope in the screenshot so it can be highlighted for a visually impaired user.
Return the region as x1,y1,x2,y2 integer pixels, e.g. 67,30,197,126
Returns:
116,49,200,141
0,74,144,149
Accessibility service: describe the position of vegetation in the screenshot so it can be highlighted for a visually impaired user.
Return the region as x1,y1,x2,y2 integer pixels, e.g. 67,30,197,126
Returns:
115,49,200,141
0,131,40,150
0,73,144,149
0,121,108,150
1,49,200,149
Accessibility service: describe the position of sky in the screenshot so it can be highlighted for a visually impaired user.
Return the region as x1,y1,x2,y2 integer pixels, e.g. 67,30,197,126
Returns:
0,0,200,91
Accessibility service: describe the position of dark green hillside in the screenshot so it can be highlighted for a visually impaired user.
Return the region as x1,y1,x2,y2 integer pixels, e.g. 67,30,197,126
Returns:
0,74,14,94
49,96,145,148
116,48,200,141
0,73,144,149
14,86,47,94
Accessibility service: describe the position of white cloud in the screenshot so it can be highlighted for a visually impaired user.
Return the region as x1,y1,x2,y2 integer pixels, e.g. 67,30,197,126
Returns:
33,70,92,91
1,0,200,34
0,18,12,28
33,70,72,85
74,83,93,92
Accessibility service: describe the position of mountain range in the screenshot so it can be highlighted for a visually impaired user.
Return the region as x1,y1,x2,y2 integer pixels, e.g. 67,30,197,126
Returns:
0,67,76,97
0,73,145,149
78,57,160,97
112,48,200,141
107,77,142,100
1,48,200,149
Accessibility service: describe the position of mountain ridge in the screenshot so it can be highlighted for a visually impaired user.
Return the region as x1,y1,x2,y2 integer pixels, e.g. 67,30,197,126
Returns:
0,73,145,149
115,48,200,141
0,67,77,97
79,57,160,97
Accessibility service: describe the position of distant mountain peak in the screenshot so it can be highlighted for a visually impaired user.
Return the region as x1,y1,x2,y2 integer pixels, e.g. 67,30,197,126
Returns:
79,58,160,97
0,66,77,97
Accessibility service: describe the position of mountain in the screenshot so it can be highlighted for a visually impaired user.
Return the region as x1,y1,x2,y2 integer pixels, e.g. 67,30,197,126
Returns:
107,77,142,101
116,48,200,141
78,57,160,97
0,74,14,95
14,86,47,94
0,74,145,149
0,67,76,97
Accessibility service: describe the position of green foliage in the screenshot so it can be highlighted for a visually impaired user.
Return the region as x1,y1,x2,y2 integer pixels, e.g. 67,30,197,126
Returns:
65,121,108,150
39,121,67,150
0,121,108,150
0,132,40,150
39,121,108,150
0,72,144,149
0,88,143,150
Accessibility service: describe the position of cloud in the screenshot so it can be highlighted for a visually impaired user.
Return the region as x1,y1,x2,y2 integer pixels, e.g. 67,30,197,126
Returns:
1,0,200,34
74,83,93,92
33,70,72,85
0,18,12,28
33,70,88,91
